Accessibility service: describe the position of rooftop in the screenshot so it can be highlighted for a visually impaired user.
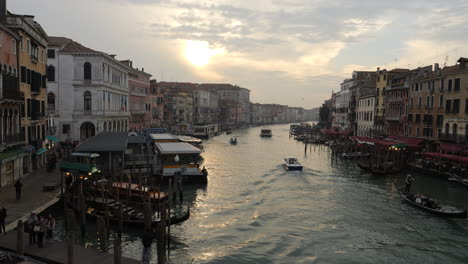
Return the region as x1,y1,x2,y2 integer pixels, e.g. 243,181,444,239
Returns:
150,133,180,141
75,132,129,152
155,142,202,155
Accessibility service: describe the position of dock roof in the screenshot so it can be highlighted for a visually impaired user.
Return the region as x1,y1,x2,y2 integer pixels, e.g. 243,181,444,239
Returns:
155,142,202,155
75,132,128,152
150,133,180,141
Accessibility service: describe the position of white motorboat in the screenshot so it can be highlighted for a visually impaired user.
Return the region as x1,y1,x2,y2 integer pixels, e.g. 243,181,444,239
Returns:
260,129,272,137
283,157,303,171
230,138,238,144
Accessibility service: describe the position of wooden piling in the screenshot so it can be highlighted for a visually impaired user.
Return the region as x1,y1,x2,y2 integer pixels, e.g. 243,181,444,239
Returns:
118,204,123,239
67,231,74,264
114,236,122,264
79,194,86,236
156,222,166,264
144,201,152,232
16,220,23,256
97,216,108,252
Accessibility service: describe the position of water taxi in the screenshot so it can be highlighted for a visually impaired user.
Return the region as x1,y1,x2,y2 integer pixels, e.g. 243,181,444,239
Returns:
283,157,303,171
230,138,238,144
260,129,272,137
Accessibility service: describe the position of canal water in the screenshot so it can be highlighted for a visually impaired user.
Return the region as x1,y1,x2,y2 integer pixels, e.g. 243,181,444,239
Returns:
50,124,468,263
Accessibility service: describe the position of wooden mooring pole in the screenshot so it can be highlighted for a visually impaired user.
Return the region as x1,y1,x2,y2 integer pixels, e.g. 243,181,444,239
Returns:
16,220,23,256
114,236,122,264
79,193,86,236
67,231,74,264
97,216,108,252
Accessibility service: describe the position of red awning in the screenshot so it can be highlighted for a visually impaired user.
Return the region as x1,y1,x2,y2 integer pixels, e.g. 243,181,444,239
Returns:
383,136,424,151
422,152,468,165
439,143,464,154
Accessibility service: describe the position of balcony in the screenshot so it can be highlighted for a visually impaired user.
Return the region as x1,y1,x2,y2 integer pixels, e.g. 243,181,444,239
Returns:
439,133,468,143
31,112,45,120
2,88,24,101
0,133,25,148
386,116,401,121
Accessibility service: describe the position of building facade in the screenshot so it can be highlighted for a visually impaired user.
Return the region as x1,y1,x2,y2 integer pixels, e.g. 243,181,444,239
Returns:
47,36,130,143
356,91,375,137
149,79,164,127
120,60,151,131
193,89,219,125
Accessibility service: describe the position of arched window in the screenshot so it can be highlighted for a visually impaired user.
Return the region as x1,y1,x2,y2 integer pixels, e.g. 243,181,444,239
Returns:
453,123,458,136
47,93,55,111
445,123,450,135
84,91,92,111
84,62,92,80
47,66,55,82
103,121,107,132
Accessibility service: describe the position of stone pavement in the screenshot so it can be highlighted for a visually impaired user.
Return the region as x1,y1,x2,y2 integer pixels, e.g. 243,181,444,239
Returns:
0,167,62,232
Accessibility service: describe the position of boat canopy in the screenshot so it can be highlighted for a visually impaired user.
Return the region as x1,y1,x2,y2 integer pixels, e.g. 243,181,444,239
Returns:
155,142,202,155
422,152,468,165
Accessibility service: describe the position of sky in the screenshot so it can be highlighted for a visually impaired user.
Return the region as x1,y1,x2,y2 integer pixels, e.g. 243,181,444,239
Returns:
9,0,468,108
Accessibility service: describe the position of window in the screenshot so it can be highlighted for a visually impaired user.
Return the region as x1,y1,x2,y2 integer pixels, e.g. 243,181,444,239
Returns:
383,75,386,81
454,78,461,91
431,96,434,108
84,91,92,111
453,123,458,136
84,62,92,80
0,32,2,47
446,100,452,113
445,123,449,134
20,66,26,83
448,79,453,92
466,99,468,113
408,114,413,122
26,68,31,84
426,96,430,108
418,96,421,107
62,124,70,134
47,65,55,82
27,40,30,55
441,79,444,91
12,39,16,54
437,115,443,126
47,93,55,111
410,97,413,107
47,49,55,59
416,114,421,123
439,95,443,108
416,127,420,136
453,99,460,113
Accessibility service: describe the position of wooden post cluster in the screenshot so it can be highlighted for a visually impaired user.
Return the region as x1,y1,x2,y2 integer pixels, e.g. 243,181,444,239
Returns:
97,216,108,252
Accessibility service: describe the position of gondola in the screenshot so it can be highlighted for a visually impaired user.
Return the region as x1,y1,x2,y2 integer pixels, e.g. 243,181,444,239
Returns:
396,185,467,218
357,161,401,175
448,173,468,188
86,206,191,227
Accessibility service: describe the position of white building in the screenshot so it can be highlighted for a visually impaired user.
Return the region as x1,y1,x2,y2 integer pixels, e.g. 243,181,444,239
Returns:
47,37,130,143
193,89,219,125
333,79,353,129
357,94,375,137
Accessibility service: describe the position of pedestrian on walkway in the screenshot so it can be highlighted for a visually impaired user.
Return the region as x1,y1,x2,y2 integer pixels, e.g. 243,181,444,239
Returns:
27,213,38,245
14,180,23,200
0,207,6,234
37,216,46,248
46,214,56,240
141,229,153,264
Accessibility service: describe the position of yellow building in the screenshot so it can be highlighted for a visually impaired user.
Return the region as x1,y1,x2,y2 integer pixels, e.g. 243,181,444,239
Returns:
6,13,48,169
441,57,468,143
374,68,388,134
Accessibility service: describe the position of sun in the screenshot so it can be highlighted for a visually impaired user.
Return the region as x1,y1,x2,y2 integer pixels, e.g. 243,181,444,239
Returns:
184,40,221,67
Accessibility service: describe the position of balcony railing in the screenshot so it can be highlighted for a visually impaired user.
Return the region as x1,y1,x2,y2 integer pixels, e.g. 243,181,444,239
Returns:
0,133,25,146
2,88,24,101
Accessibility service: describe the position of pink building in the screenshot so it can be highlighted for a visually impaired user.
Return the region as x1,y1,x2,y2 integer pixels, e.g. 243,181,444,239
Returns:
121,60,152,131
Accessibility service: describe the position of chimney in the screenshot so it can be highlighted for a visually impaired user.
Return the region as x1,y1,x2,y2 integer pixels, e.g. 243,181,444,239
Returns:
377,67,380,71
0,0,6,20
142,68,144,72
434,63,439,71
109,54,116,59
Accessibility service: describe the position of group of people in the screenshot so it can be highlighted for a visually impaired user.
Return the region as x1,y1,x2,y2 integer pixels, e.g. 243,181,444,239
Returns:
26,213,56,248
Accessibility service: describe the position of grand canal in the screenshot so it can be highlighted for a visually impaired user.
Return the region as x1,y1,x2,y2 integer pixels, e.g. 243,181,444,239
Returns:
52,124,468,263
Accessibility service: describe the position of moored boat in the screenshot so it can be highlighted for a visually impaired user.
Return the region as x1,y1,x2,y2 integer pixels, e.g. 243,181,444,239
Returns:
357,161,401,175
283,157,303,171
396,185,467,218
260,129,272,137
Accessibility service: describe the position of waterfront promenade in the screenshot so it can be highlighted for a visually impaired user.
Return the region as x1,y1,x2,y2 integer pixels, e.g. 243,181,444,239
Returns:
0,167,62,232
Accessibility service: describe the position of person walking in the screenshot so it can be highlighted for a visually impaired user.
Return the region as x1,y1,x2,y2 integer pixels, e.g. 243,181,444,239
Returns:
405,174,415,193
14,180,23,200
37,216,46,248
27,213,38,245
0,207,6,235
141,229,153,264
46,214,56,240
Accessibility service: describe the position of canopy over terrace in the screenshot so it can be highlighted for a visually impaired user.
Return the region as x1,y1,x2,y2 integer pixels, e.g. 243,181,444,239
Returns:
422,152,468,166
349,136,408,149
321,130,353,136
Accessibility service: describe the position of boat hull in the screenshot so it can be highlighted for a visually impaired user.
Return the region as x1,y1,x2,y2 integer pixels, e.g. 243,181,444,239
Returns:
396,187,467,218
284,164,303,171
